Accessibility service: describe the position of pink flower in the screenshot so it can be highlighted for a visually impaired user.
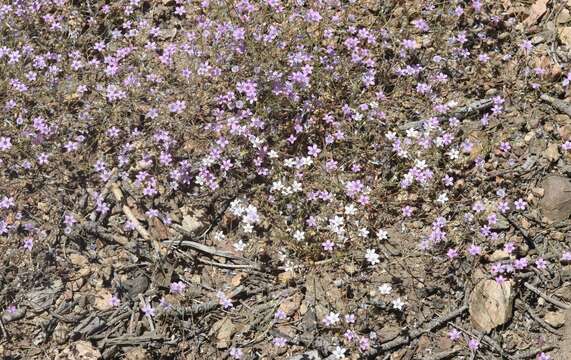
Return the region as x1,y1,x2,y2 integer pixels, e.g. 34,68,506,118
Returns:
535,258,548,270
169,281,187,295
448,328,461,341
402,206,414,217
468,245,481,256
447,248,459,259
230,347,243,359
0,137,12,151
274,309,287,320
109,295,120,307
307,144,321,157
322,240,335,251
168,100,187,114
272,337,287,347
141,304,155,317
504,242,515,254
495,275,506,284
468,339,479,351
23,238,33,251
514,258,528,270
514,198,527,211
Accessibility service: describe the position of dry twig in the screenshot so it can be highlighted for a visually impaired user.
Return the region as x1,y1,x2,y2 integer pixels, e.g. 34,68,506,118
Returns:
524,282,570,310
540,94,571,117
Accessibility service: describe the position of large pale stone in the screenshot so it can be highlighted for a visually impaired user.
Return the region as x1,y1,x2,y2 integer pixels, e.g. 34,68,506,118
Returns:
469,280,515,332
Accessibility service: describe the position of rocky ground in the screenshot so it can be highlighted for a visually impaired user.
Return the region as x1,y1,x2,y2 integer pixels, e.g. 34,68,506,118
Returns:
1,0,571,359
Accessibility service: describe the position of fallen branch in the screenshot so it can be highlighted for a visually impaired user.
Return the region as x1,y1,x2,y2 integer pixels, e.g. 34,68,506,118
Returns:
110,183,163,256
197,257,263,271
175,285,245,316
376,304,468,352
516,299,562,336
427,348,462,360
524,282,570,310
99,335,177,347
138,294,155,333
163,237,240,260
512,345,555,359
540,94,571,117
399,98,493,130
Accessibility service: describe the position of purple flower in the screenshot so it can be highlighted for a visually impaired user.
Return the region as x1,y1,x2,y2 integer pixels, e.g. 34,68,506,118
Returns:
0,136,12,151
23,238,33,251
141,304,155,317
307,144,321,157
274,309,286,320
447,248,459,259
402,206,414,217
514,258,528,270
272,337,287,347
109,295,120,307
168,100,187,114
322,240,335,251
535,258,548,270
448,328,461,341
468,245,481,256
514,198,527,211
170,281,187,295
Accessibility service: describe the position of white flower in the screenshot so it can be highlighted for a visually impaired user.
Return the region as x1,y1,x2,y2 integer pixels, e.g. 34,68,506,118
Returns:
284,158,296,167
392,298,406,311
243,205,260,224
436,193,448,204
406,128,419,139
214,231,225,241
415,159,427,169
378,283,393,295
302,156,313,166
234,240,246,252
291,181,303,192
358,227,369,238
365,249,380,266
229,199,244,216
271,180,284,192
447,148,459,160
293,230,305,242
344,203,357,215
329,215,344,228
323,312,340,326
268,150,279,159
332,346,347,359
377,229,388,240
242,223,253,233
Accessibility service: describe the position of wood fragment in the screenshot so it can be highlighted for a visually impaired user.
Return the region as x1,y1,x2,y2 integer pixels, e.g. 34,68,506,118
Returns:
516,299,563,336
399,98,493,130
524,282,570,310
426,349,461,360
138,294,155,333
512,345,555,359
110,183,163,255
99,335,177,347
197,257,263,271
163,237,240,260
0,318,8,339
376,305,468,352
540,94,571,117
